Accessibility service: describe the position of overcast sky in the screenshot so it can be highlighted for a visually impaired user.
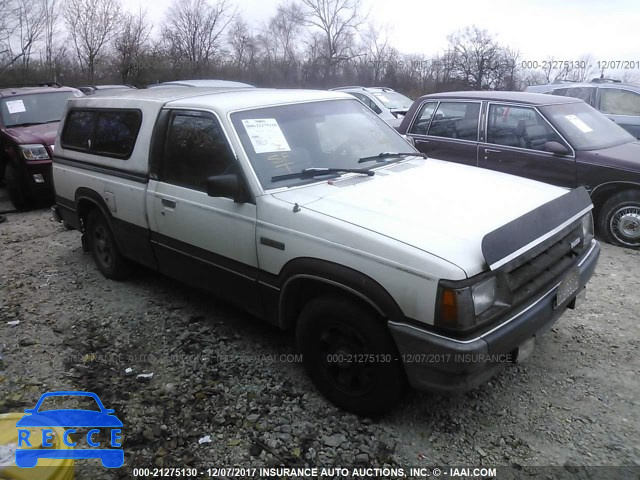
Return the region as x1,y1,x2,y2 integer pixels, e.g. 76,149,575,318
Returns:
126,0,639,67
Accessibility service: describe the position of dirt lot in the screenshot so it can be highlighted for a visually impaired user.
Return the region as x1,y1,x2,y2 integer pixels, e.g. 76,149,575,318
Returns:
0,191,639,479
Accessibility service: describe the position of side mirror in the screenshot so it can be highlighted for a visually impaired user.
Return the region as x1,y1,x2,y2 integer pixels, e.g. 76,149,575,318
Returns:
543,141,570,155
206,174,247,203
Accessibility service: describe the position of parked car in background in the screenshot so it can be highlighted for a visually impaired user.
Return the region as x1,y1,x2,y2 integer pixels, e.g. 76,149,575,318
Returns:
330,86,412,128
526,79,640,138
147,79,254,88
52,88,599,414
0,84,82,209
77,85,137,95
398,91,640,248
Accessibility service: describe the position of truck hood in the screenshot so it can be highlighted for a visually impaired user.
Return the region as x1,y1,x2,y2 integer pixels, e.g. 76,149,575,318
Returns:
272,158,569,276
4,122,58,146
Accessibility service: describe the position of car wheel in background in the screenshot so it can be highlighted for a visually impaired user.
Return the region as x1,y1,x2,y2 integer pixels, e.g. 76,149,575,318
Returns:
296,295,407,416
86,209,131,279
598,191,640,249
5,163,32,210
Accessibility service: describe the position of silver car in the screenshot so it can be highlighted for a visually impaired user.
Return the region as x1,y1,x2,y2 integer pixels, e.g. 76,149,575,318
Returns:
330,86,412,129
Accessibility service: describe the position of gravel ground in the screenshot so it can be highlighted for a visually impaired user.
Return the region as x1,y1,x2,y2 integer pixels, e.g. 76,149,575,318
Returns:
0,197,639,479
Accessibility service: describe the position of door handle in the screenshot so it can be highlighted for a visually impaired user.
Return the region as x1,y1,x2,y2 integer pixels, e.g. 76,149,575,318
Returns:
161,198,176,208
484,148,501,153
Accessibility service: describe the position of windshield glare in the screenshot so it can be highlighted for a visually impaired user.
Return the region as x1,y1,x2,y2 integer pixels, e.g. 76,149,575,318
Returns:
540,102,635,150
231,99,416,189
372,91,413,110
1,91,78,128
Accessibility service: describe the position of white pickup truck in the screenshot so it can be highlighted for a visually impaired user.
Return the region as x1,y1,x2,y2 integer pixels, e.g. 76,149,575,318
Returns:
52,88,600,415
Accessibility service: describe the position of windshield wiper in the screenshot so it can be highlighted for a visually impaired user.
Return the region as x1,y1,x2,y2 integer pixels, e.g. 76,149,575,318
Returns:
271,167,375,183
357,152,427,163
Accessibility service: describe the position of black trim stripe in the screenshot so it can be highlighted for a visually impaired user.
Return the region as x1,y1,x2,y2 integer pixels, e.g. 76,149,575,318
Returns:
53,155,149,183
260,237,285,250
150,231,260,281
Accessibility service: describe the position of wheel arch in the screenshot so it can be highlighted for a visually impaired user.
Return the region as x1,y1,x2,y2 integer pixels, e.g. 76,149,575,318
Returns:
74,187,114,234
590,181,640,217
276,257,404,330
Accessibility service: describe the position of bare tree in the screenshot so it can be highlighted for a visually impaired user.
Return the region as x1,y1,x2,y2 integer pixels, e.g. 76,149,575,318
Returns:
228,18,257,69
64,0,122,83
0,0,48,74
42,0,60,79
161,0,236,75
300,0,366,84
362,22,393,84
448,26,503,90
566,54,597,82
114,9,152,83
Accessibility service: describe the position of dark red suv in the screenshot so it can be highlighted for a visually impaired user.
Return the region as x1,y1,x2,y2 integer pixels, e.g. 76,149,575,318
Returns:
0,84,82,209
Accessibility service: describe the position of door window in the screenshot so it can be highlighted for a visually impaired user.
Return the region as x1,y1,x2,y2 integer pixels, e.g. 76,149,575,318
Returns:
408,102,438,135
487,104,565,151
600,88,640,116
427,102,480,141
349,93,382,114
162,113,236,192
553,87,595,104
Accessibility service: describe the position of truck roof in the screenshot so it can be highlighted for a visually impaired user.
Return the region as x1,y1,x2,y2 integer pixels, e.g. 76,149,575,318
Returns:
66,87,352,115
0,85,80,98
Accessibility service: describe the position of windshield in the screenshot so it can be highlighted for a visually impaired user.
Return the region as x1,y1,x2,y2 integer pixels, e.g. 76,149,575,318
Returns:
231,99,416,189
540,101,635,151
1,91,79,128
371,91,413,110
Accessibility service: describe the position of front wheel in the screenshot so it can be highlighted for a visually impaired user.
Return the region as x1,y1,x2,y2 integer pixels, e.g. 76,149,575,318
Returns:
86,210,131,279
296,295,407,416
598,191,640,248
5,163,32,210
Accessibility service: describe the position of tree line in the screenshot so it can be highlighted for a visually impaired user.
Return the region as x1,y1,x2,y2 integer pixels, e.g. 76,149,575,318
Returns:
0,0,635,95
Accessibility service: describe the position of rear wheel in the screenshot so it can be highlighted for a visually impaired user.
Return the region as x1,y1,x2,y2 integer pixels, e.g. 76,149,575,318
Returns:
598,191,640,248
86,209,130,279
296,295,407,416
5,163,31,210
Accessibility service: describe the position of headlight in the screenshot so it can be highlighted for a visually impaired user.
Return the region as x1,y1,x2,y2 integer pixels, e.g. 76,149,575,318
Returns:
581,213,594,245
472,277,497,316
20,144,50,160
436,275,509,333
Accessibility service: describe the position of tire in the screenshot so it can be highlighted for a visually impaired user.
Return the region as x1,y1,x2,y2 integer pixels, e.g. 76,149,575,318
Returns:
5,162,32,210
598,191,640,248
296,295,407,416
86,209,131,279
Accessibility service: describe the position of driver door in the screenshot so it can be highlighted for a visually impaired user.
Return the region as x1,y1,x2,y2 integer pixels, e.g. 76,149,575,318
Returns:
147,110,261,314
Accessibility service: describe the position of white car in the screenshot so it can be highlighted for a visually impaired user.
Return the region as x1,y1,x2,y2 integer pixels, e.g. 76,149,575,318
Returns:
52,87,600,415
330,86,412,128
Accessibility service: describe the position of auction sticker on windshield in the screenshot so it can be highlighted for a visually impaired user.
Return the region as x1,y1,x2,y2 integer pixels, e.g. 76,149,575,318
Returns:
565,114,593,133
242,118,291,154
5,100,26,114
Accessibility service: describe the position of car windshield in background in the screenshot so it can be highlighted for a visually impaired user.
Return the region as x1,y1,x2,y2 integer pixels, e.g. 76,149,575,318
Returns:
0,91,78,128
231,99,416,189
372,91,413,109
540,102,635,151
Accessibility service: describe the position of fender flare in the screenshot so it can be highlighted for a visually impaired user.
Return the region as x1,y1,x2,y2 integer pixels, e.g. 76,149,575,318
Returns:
276,257,404,329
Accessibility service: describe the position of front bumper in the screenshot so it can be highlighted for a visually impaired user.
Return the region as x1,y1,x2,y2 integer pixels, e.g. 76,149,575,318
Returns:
25,160,54,200
388,239,600,394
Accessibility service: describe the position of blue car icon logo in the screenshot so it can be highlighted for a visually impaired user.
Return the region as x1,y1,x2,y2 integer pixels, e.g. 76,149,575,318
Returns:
15,391,124,468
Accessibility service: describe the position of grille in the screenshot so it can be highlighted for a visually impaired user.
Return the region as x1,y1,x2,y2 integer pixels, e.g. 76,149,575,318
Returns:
502,224,584,307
